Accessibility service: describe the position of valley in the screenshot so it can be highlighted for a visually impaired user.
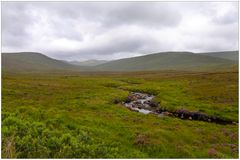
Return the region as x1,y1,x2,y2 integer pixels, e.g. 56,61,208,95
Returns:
2,1,238,159
2,69,238,158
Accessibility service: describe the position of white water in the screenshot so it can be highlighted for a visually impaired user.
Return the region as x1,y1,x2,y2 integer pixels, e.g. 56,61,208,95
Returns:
124,92,154,115
138,109,152,114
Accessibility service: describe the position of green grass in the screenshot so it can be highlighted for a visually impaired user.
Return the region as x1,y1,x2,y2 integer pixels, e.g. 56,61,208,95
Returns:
2,70,238,158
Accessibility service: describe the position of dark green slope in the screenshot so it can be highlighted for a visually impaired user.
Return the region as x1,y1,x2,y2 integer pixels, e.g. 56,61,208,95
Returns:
95,51,237,71
200,51,238,61
2,52,84,72
2,51,238,73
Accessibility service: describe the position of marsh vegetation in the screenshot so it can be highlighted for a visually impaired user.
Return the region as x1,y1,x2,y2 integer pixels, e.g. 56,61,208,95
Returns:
2,70,238,158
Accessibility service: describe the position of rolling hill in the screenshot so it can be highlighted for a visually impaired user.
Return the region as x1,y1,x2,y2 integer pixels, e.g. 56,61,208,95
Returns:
2,51,238,72
95,51,238,71
200,51,238,61
2,52,83,72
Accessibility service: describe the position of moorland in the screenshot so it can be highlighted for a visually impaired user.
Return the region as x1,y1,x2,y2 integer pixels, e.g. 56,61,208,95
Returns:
1,51,239,158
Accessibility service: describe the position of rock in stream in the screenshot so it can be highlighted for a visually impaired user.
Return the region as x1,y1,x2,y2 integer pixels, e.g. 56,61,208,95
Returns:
124,92,157,114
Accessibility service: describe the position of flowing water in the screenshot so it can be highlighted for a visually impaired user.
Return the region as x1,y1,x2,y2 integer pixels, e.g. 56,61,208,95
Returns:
124,92,155,114
123,92,236,125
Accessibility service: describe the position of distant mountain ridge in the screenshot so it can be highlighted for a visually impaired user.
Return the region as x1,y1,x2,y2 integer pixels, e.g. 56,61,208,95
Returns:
67,59,108,66
200,51,238,61
95,51,238,71
2,51,238,72
2,52,83,72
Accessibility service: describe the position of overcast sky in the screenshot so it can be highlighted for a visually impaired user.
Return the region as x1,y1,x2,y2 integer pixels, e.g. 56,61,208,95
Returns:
2,1,239,61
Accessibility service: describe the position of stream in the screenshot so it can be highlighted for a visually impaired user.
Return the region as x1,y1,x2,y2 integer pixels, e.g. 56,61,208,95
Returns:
124,92,155,114
123,92,237,125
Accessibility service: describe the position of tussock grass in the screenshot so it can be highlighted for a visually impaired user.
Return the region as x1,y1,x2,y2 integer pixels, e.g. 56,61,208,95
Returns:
2,70,238,158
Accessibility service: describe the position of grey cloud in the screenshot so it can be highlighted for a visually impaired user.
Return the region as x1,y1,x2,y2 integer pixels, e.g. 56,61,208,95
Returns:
2,2,34,47
24,2,182,28
202,2,238,25
48,17,83,41
49,34,158,60
1,2,238,60
186,38,238,53
102,2,182,28
212,10,238,25
81,37,148,55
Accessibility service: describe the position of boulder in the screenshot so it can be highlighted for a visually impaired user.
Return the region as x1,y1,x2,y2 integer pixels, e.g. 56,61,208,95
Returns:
125,96,135,103
149,101,159,108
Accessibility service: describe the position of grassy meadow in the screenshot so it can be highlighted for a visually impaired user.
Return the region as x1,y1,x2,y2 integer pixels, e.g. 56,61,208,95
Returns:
2,70,238,158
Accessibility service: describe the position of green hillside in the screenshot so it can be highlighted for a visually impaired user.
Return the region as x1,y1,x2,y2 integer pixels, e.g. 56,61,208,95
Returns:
200,51,238,61
2,51,238,73
2,52,84,72
95,51,238,71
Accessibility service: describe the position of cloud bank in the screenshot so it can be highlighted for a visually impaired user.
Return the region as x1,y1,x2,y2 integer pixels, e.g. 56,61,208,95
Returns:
2,2,238,60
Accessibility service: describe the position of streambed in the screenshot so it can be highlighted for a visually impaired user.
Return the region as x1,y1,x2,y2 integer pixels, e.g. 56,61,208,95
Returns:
122,92,237,125
124,92,155,114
